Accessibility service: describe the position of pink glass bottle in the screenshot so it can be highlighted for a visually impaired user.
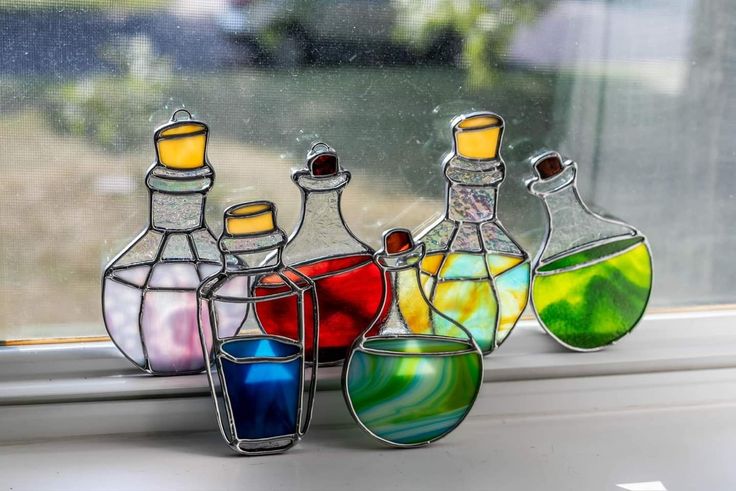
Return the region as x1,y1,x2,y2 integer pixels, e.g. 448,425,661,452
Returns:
102,109,221,375
253,143,386,365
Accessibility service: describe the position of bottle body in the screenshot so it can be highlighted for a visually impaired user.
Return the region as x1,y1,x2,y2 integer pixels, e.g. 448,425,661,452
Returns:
199,269,316,454
103,223,220,374
254,253,382,363
532,236,652,350
345,334,482,446
528,152,653,351
414,218,530,353
102,126,219,374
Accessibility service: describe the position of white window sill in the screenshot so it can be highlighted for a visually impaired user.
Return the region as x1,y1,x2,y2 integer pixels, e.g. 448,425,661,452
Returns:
1,309,735,440
0,310,735,489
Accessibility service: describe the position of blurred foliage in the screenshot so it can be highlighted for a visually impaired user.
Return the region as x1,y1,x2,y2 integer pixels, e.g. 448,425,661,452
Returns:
44,35,172,151
393,0,548,88
0,77,45,113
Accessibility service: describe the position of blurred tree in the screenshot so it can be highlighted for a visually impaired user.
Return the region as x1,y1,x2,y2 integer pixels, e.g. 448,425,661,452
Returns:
393,0,547,88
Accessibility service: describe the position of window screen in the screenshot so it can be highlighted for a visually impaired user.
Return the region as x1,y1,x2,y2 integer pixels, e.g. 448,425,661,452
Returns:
0,0,730,340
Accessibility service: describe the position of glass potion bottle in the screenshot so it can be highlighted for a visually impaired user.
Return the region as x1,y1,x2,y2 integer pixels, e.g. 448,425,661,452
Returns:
254,142,385,365
401,112,530,354
343,229,483,448
198,201,318,455
102,109,221,375
527,150,653,351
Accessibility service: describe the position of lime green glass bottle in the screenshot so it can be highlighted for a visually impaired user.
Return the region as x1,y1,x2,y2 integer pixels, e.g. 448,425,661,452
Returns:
527,151,653,351
400,112,530,354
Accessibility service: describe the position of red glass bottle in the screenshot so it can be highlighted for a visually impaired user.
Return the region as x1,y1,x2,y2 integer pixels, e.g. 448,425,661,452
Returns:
253,143,386,365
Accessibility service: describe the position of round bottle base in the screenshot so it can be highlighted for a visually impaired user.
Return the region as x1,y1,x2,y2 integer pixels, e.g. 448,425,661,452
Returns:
532,237,653,351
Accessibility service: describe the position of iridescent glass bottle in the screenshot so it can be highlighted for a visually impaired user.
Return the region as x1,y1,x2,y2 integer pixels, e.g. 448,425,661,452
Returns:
102,109,221,375
527,150,653,351
343,228,483,448
198,201,318,455
254,143,385,365
400,112,530,353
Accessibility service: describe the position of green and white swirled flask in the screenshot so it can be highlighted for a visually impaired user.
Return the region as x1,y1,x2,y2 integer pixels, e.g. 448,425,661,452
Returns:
343,228,483,448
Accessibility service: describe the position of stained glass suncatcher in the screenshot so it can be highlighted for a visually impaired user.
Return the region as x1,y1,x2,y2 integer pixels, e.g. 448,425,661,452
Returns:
102,109,221,375
198,201,318,455
398,112,530,354
257,142,385,366
343,229,483,448
527,150,653,351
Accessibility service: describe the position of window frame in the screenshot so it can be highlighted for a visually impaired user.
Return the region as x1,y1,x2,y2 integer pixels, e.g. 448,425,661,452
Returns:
2,307,736,443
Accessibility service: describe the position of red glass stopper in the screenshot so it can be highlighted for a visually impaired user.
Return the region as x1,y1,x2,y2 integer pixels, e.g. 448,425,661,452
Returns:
535,154,564,179
310,153,338,177
385,229,414,254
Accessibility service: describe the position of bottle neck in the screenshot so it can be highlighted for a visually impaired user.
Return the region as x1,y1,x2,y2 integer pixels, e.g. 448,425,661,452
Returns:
447,183,497,223
293,170,351,233
372,244,426,336
538,181,635,262
302,189,344,229
146,163,212,232
226,244,283,274
284,187,368,264
378,268,413,336
150,191,205,232
539,181,575,213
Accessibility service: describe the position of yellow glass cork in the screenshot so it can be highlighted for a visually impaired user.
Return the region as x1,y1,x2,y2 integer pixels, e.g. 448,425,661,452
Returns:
453,113,503,160
156,121,208,170
225,202,276,236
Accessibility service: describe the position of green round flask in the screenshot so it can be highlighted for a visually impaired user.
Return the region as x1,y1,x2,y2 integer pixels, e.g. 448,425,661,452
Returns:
527,151,653,351
343,229,483,447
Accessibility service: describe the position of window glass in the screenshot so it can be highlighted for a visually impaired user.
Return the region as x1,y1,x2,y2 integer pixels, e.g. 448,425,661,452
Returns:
0,0,730,340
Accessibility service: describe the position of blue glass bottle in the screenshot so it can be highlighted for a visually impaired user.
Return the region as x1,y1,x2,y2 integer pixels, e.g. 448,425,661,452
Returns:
198,201,318,455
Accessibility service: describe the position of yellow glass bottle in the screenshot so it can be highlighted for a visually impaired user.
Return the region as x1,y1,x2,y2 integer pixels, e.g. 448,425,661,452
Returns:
399,112,530,353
